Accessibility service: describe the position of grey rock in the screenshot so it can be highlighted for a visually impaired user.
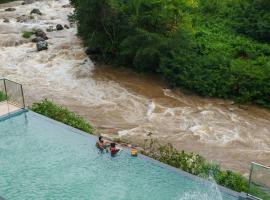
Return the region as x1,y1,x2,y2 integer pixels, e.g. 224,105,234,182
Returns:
32,37,45,43
34,29,48,40
5,8,16,12
30,8,42,15
56,24,64,31
36,41,48,51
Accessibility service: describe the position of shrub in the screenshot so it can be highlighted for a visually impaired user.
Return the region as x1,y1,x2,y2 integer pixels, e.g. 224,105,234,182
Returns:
31,99,93,134
22,31,33,39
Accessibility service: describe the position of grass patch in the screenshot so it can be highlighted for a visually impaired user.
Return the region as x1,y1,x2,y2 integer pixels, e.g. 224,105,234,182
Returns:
22,31,33,39
31,99,93,134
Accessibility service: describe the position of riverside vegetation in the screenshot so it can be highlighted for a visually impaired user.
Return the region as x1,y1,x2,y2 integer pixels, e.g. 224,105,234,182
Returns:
31,100,270,199
31,99,93,134
70,0,270,108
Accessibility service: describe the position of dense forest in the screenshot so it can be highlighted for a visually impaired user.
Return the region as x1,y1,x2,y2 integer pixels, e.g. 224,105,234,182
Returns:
74,0,270,107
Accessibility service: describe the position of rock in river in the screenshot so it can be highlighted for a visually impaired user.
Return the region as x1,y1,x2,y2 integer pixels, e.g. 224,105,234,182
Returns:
34,29,48,40
5,8,16,12
56,24,64,31
32,37,45,43
3,18,9,23
36,41,48,51
30,9,42,15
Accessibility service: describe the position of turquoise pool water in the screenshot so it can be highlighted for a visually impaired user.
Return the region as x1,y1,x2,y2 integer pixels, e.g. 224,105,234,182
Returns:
0,111,239,200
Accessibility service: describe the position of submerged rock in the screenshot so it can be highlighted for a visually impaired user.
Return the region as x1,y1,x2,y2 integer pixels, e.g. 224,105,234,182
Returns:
46,26,54,32
30,9,42,15
239,105,249,110
3,18,9,23
16,15,29,23
5,8,16,12
23,0,35,4
56,24,64,31
62,4,71,8
34,29,48,40
36,41,48,51
32,37,45,43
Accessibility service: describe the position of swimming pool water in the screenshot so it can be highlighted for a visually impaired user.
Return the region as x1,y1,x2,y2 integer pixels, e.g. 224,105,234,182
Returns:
0,111,239,200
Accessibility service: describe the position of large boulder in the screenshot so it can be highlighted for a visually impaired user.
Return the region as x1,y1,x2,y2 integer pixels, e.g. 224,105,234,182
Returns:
5,8,16,12
34,29,48,40
56,24,64,31
30,9,42,15
36,41,48,51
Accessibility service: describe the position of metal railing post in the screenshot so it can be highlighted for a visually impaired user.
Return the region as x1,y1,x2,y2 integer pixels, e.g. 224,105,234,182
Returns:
3,79,10,114
20,84,25,108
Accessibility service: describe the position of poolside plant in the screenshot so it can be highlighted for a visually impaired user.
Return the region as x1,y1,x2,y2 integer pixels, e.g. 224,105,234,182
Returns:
22,31,33,39
144,141,248,192
0,91,7,101
31,99,93,134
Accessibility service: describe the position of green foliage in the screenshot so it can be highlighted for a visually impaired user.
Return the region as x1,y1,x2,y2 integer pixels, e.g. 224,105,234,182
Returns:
144,142,247,193
71,0,270,108
234,0,270,42
22,31,33,39
31,99,93,134
0,0,16,3
0,91,7,101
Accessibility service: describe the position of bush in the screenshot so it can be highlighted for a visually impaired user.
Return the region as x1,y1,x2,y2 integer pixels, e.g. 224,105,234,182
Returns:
31,99,93,134
22,31,33,39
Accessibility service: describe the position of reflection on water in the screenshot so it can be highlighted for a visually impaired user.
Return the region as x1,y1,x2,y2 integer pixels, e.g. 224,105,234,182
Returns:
0,0,269,174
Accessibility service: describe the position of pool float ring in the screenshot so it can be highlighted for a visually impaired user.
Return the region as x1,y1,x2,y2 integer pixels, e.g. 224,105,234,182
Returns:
131,149,138,157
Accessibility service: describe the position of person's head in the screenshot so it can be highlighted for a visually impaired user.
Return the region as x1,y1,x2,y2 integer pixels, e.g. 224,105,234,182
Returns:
99,136,103,142
110,143,116,148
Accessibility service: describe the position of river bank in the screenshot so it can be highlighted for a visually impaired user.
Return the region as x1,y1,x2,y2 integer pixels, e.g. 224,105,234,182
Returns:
0,0,269,175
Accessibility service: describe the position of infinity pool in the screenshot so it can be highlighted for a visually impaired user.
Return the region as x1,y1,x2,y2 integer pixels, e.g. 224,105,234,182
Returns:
0,111,240,200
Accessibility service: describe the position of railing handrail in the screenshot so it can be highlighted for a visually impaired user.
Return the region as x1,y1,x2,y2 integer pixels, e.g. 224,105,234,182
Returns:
0,78,23,87
252,162,270,170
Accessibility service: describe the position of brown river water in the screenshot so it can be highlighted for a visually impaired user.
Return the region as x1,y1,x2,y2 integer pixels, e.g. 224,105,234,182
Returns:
0,0,269,175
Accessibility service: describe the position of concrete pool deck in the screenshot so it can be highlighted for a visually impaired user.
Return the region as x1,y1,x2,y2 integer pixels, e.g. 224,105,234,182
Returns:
0,101,21,117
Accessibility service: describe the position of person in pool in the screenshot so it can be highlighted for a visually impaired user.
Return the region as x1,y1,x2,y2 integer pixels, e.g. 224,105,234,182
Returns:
109,143,120,156
96,136,109,151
